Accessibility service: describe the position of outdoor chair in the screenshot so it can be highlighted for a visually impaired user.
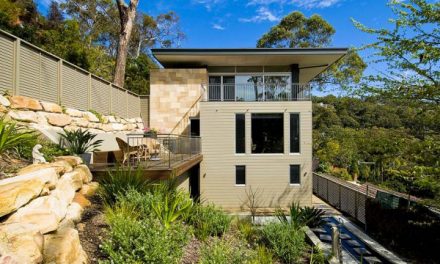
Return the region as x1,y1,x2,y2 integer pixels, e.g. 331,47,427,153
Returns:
116,137,148,165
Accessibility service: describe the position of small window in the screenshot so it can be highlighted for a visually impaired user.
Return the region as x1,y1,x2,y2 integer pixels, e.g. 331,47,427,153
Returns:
290,165,300,184
236,165,246,185
290,114,300,153
236,114,245,153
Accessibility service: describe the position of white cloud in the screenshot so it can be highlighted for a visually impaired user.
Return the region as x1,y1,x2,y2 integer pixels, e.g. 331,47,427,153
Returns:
290,0,342,9
247,0,287,6
212,24,225,30
193,0,223,10
239,7,280,23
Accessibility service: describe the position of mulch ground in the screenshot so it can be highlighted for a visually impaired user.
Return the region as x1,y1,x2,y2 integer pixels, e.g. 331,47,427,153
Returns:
0,156,31,180
77,195,109,264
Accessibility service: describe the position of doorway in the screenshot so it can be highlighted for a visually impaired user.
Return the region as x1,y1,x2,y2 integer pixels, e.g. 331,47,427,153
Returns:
189,164,200,200
190,118,200,137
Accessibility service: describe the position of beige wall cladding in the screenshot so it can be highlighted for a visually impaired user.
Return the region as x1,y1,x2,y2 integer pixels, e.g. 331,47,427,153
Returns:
150,69,207,133
0,34,14,94
199,101,313,211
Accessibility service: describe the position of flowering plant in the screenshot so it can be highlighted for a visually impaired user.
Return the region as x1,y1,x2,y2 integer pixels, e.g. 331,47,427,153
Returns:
143,127,158,137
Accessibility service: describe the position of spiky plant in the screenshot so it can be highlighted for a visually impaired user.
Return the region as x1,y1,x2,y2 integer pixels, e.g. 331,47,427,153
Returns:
58,128,103,154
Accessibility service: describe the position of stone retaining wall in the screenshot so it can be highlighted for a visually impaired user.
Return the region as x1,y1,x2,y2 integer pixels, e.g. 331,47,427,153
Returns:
0,156,99,263
0,95,144,134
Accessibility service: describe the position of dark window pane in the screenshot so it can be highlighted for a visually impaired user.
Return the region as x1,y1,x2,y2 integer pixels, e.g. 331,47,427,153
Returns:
290,114,300,153
251,113,284,153
236,165,246,185
224,76,235,101
290,165,300,184
236,114,245,153
208,76,221,101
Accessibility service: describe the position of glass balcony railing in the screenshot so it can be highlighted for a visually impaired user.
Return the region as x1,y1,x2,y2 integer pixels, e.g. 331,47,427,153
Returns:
203,83,311,102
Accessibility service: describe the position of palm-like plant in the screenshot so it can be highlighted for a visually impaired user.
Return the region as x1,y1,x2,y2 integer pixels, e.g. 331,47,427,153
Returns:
0,117,36,156
276,202,325,229
58,129,103,154
152,189,193,229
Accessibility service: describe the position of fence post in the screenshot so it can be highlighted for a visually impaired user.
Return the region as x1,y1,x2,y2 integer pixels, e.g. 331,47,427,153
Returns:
57,59,62,105
13,38,21,95
87,73,92,110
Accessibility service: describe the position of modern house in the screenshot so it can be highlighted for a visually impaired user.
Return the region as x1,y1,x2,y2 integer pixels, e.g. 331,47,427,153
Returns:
149,48,347,211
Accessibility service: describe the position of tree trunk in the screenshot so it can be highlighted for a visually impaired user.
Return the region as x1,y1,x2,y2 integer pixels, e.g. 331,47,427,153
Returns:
114,0,139,87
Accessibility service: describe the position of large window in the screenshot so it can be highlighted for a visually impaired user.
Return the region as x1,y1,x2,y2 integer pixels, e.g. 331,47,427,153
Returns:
290,165,300,184
251,113,284,153
236,114,245,153
236,165,246,185
290,114,300,153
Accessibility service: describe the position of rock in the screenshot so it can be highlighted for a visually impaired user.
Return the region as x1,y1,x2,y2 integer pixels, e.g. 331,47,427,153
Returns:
0,95,11,107
62,171,83,191
83,111,99,123
54,156,83,167
0,168,58,217
35,111,49,125
119,118,127,124
9,96,42,111
0,224,44,264
43,227,88,264
80,182,99,197
17,160,72,176
126,118,137,124
8,110,39,123
125,123,136,130
46,113,72,127
72,193,91,209
72,117,89,127
135,117,143,123
65,108,83,117
58,218,75,230
77,223,85,232
100,115,109,124
63,125,80,132
52,176,76,205
136,123,144,130
101,123,124,132
74,165,93,183
106,115,117,123
65,203,83,223
0,105,8,113
87,122,100,129
40,101,62,113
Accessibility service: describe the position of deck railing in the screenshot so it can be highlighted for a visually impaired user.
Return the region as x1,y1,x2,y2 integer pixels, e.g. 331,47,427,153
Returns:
203,83,311,102
126,133,201,169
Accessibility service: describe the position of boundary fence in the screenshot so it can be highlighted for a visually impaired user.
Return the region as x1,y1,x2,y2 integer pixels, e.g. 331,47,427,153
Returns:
0,29,149,119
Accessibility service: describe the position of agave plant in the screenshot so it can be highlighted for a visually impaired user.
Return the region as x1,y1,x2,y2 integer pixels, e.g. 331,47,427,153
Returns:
58,128,103,155
0,117,36,156
151,188,193,229
276,202,325,229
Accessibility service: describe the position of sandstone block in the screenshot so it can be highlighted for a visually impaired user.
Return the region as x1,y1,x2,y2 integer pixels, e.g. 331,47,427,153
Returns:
106,115,117,123
0,105,7,113
0,168,58,217
0,224,44,264
40,101,62,113
82,111,99,122
80,182,99,197
72,117,89,127
65,203,83,223
62,171,83,191
74,165,93,183
43,227,88,264
54,156,83,167
72,193,91,209
46,113,72,127
8,110,39,123
9,96,42,111
17,160,72,176
0,95,11,107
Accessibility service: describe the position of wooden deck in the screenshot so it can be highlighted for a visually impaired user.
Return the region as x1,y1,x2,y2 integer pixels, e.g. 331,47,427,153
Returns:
89,154,203,180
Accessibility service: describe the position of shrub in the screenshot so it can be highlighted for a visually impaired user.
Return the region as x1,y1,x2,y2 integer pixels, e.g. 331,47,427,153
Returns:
41,142,69,162
113,189,159,219
276,202,325,229
151,188,193,229
101,205,191,264
99,166,154,205
252,245,274,264
199,237,255,264
261,222,306,264
58,128,103,154
233,217,260,244
187,203,231,240
0,117,36,158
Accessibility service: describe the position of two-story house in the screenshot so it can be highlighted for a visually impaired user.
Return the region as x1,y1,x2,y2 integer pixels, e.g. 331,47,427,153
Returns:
149,48,347,211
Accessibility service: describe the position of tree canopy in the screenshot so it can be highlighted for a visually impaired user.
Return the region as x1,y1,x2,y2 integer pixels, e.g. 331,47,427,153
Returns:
257,11,366,92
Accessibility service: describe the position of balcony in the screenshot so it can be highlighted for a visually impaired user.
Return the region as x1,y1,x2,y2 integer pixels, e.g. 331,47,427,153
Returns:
203,83,311,102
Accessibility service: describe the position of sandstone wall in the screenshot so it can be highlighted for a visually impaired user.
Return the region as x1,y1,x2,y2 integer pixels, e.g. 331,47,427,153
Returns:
0,156,99,263
0,95,144,134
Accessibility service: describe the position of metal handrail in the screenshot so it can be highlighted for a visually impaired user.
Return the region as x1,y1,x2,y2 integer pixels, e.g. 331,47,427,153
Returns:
203,83,311,102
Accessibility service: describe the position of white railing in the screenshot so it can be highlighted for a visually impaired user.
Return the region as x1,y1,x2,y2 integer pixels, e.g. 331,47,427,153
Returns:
203,83,311,102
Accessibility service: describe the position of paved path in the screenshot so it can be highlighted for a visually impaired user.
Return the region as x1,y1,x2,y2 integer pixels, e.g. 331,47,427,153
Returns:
312,195,341,215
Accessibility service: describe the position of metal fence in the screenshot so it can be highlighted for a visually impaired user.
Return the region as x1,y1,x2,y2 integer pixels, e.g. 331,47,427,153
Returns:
0,29,148,119
313,172,368,224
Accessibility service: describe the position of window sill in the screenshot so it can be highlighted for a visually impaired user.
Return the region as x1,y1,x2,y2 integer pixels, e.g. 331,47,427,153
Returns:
250,153,284,156
235,184,246,187
289,153,301,156
289,183,301,187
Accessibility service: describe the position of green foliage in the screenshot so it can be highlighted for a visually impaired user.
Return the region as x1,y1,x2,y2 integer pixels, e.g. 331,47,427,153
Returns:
88,109,104,123
252,245,274,264
276,203,325,229
0,117,36,158
234,217,260,244
58,128,103,154
151,188,193,229
99,166,154,205
187,203,231,240
352,0,440,103
310,246,326,264
261,222,306,264
101,202,191,264
40,142,69,162
199,237,256,264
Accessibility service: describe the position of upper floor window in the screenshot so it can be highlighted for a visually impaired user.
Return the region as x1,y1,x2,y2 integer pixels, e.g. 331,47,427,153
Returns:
251,113,284,153
236,114,245,153
290,113,300,153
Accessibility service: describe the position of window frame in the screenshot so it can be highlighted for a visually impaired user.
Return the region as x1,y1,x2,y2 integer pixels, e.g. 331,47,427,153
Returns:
235,113,246,154
290,113,300,154
289,165,301,185
235,165,246,186
250,113,284,154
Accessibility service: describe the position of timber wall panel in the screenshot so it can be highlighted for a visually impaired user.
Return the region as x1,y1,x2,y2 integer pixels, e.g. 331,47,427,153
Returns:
19,44,40,98
0,34,14,94
62,63,89,110
111,86,126,117
91,77,111,114
127,93,140,118
39,53,58,102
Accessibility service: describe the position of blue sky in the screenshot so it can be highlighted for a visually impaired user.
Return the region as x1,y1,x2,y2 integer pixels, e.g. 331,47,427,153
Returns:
36,0,400,80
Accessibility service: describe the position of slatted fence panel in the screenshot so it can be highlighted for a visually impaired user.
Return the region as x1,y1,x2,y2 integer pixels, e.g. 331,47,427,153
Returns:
91,77,111,114
62,63,89,110
0,34,14,94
